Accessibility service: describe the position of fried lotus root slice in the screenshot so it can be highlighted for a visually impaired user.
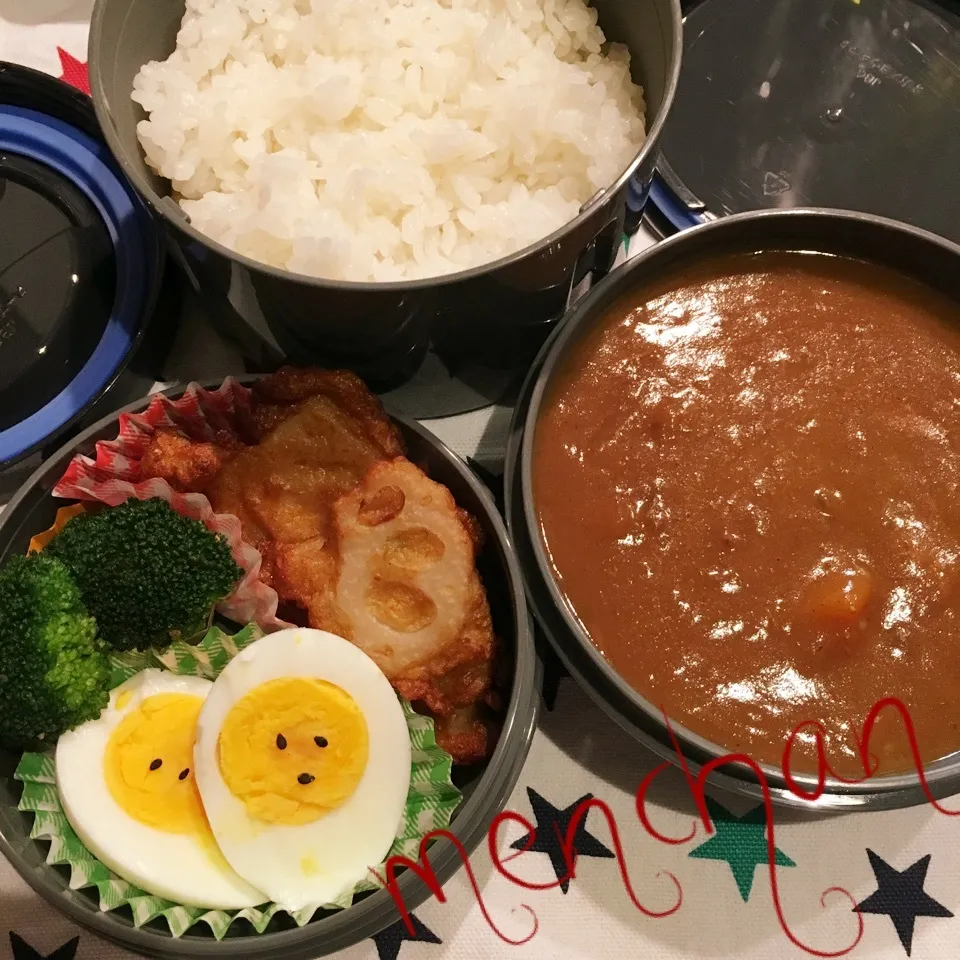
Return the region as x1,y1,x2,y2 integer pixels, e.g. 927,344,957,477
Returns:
332,457,496,716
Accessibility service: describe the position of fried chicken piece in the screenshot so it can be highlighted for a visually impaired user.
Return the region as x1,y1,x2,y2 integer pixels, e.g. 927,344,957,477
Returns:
327,457,497,719
135,368,500,764
272,536,347,637
212,391,403,542
247,367,405,456
214,378,403,596
433,705,496,766
141,368,402,491
139,429,238,492
140,367,404,554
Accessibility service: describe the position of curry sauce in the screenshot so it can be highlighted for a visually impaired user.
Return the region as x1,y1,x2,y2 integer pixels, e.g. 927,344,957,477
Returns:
533,251,960,777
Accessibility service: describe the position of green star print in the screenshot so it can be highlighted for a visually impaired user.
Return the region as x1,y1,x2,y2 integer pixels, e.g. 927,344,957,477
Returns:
689,797,796,901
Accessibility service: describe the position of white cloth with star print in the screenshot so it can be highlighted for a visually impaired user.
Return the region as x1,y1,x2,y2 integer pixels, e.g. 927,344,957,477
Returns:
3,8,960,960
0,1,90,86
4,679,960,960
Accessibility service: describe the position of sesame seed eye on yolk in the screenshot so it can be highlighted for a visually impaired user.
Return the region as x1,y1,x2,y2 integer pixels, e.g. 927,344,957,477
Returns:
216,677,370,826
104,693,209,836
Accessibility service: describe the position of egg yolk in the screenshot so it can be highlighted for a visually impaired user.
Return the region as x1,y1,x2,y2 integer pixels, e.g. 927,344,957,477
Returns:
217,677,369,826
104,693,210,836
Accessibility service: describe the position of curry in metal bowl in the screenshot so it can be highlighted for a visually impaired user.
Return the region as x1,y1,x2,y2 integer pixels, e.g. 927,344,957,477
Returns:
532,246,960,779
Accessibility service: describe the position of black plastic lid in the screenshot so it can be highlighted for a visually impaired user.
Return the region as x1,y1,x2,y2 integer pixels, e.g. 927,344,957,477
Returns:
0,63,161,467
651,0,960,241
0,153,116,432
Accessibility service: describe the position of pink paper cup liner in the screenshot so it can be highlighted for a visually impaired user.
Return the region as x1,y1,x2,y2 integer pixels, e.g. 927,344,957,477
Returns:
51,378,291,632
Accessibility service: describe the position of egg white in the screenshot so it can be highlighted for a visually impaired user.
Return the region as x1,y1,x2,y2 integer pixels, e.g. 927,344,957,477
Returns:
193,629,412,911
55,669,267,909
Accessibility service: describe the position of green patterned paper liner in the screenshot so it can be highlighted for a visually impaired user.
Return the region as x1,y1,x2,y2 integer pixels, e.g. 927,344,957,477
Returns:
15,623,462,939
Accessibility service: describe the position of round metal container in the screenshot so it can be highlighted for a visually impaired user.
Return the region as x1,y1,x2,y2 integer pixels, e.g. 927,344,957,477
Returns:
0,384,539,959
86,0,682,391
508,207,960,812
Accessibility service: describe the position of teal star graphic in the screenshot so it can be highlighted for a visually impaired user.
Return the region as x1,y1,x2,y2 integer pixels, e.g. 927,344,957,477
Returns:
688,797,795,901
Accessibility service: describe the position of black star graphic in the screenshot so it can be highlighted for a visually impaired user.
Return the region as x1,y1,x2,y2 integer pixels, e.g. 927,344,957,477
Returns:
9,934,79,960
511,788,614,893
854,850,953,956
539,641,569,712
466,458,505,516
371,914,442,960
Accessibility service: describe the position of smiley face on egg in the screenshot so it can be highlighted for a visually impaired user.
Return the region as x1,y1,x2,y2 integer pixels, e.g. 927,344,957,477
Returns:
216,676,370,826
55,670,266,909
103,687,205,833
193,629,412,911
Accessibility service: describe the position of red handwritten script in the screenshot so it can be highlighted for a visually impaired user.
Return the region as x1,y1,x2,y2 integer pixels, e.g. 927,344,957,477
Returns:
376,696,960,956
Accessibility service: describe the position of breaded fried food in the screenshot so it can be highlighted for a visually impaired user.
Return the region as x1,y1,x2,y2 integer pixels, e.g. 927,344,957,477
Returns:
219,394,402,539
136,368,500,763
328,457,496,764
140,429,238,492
142,368,403,496
140,368,404,581
433,705,497,767
272,535,347,636
329,458,494,703
246,367,405,454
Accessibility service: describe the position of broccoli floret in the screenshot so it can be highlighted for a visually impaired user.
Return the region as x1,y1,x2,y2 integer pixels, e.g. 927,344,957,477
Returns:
0,553,110,748
46,498,242,652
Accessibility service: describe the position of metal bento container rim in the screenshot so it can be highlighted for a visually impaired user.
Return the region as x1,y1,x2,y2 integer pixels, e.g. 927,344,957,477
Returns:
516,206,960,808
0,379,540,959
86,0,683,293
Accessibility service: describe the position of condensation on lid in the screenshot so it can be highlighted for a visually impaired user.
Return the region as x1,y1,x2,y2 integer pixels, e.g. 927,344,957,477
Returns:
654,0,960,243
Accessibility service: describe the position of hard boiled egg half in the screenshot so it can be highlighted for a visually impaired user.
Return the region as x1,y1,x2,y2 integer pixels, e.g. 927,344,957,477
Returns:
55,669,266,909
193,629,412,910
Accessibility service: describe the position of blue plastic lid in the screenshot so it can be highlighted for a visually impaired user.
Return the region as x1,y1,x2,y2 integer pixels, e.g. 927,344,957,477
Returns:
0,101,160,466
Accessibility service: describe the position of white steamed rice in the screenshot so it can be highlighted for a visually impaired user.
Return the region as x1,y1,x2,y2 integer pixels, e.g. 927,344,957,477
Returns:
132,0,646,282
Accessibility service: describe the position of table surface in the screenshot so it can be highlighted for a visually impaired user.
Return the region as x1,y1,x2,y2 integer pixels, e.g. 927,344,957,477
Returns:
3,8,960,960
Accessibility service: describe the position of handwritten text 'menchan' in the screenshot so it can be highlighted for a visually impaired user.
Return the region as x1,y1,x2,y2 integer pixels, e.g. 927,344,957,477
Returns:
372,697,959,957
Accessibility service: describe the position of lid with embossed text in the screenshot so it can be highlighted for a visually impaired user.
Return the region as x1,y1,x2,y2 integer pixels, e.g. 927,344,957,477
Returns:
644,0,960,241
0,62,163,468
